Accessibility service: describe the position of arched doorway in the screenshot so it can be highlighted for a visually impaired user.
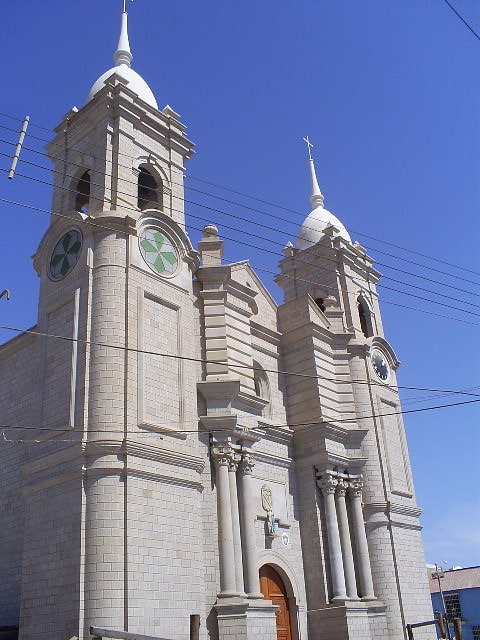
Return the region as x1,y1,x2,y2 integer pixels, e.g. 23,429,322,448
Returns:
259,565,292,640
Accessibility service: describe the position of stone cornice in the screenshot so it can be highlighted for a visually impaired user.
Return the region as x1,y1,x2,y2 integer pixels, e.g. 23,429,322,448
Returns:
256,422,293,446
127,467,204,492
22,441,82,477
233,389,269,416
51,77,194,161
254,450,293,469
199,413,237,428
90,214,137,235
124,440,204,473
293,421,367,448
24,469,82,496
250,321,281,348
197,379,240,405
388,502,422,519
336,242,382,284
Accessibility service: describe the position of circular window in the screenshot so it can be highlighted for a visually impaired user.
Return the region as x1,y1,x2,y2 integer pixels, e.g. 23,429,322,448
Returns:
49,230,82,281
139,228,179,277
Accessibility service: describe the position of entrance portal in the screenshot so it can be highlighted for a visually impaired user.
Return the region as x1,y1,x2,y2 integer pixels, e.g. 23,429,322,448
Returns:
259,565,292,640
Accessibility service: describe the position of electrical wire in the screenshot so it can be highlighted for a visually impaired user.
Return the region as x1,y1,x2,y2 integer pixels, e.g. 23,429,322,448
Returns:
1,136,479,303
1,155,479,315
3,133,479,289
1,186,480,327
2,188,480,334
0,324,478,398
442,0,480,41
1,115,479,283
1,397,479,444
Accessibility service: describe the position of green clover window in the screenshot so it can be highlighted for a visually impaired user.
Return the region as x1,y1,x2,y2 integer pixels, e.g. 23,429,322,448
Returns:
139,228,179,276
49,230,82,280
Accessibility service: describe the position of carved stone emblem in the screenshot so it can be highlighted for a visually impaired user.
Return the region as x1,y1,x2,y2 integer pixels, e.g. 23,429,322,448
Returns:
261,485,273,513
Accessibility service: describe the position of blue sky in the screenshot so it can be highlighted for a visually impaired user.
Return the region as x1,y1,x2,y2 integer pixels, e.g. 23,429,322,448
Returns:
1,1,479,567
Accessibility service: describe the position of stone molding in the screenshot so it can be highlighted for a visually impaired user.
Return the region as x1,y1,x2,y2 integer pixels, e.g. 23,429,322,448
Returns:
124,440,204,472
254,450,293,470
24,469,82,495
127,467,204,492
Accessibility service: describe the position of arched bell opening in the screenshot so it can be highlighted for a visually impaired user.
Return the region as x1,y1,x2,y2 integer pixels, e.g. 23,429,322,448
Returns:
137,165,163,211
357,295,373,338
74,170,91,213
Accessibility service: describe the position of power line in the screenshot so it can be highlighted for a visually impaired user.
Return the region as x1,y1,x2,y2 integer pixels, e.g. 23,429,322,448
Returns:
1,154,480,312
1,138,478,302
2,177,480,327
1,114,479,283
1,186,480,327
5,133,479,289
442,0,480,41
1,397,479,444
244,262,480,326
0,323,478,397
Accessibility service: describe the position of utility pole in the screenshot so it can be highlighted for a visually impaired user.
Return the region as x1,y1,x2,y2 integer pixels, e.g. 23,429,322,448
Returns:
432,563,452,640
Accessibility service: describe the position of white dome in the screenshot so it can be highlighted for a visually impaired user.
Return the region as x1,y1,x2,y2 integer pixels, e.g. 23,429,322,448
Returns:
296,204,351,250
87,64,158,110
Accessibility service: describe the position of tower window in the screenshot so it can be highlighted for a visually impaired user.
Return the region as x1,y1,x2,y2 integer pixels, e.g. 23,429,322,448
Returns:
314,297,326,312
75,170,90,213
138,166,162,211
358,297,373,338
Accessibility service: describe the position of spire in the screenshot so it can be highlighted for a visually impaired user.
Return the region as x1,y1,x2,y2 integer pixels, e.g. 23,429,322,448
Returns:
114,8,133,67
303,136,324,208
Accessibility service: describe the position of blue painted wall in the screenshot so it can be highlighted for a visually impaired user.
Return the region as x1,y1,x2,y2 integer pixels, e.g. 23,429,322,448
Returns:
431,588,480,640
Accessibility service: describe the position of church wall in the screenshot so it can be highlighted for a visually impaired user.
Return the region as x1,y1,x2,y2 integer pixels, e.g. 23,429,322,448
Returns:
390,525,435,639
125,471,205,638
0,439,24,627
0,333,39,627
18,473,82,640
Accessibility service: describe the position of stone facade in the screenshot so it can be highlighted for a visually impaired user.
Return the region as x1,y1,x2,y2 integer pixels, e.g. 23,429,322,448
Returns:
0,15,435,640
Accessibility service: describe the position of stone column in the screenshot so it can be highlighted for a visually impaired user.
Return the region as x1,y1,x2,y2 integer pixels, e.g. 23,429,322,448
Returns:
238,451,263,598
336,479,358,600
349,478,375,599
228,455,245,595
84,228,128,635
211,441,238,597
318,474,347,601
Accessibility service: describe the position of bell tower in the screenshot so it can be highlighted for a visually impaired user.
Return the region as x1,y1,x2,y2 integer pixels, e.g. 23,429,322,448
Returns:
276,146,435,639
20,9,202,640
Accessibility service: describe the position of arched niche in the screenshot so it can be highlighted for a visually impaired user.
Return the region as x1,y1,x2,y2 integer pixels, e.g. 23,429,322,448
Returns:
253,360,271,418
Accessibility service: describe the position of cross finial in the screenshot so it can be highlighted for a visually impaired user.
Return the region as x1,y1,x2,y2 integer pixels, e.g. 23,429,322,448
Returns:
303,136,314,161
123,0,133,13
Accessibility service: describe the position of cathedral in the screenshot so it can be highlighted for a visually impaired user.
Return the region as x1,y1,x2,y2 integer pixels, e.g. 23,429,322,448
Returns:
0,9,435,640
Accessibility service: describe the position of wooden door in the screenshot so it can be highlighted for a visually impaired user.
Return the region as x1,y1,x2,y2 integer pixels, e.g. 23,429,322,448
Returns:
259,565,292,640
